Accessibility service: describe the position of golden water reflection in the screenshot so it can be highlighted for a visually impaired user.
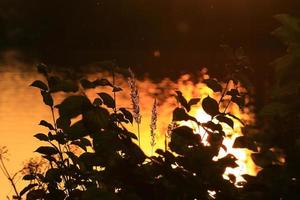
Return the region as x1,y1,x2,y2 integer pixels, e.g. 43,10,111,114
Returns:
0,65,258,198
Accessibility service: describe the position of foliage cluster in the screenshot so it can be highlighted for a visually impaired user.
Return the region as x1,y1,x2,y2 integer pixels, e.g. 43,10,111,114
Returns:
236,14,300,199
14,59,249,200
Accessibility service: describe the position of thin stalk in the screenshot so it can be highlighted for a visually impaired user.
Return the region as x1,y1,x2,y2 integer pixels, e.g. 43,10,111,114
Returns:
50,107,63,153
223,99,232,114
219,80,230,104
112,70,117,114
137,123,141,147
164,133,167,152
0,158,20,199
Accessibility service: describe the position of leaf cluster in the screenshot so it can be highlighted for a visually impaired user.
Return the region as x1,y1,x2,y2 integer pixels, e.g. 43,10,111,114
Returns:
20,65,251,200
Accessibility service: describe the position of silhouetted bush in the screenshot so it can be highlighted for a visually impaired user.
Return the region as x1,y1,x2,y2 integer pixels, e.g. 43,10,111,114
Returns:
234,15,300,200
17,59,251,200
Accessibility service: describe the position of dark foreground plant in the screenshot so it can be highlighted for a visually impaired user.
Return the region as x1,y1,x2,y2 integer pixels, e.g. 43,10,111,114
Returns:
14,62,252,200
236,14,300,200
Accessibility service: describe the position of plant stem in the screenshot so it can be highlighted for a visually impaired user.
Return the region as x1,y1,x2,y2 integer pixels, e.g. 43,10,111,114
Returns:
223,99,232,114
0,158,20,199
50,107,62,146
112,69,117,114
137,122,141,147
164,132,167,152
219,80,230,104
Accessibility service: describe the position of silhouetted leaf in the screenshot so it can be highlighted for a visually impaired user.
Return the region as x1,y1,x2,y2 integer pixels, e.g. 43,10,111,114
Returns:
175,91,190,111
71,138,91,151
241,174,256,183
35,146,58,156
26,189,45,200
20,184,38,197
125,142,147,164
79,152,102,167
80,79,95,89
45,168,61,183
71,140,87,151
233,136,257,151
188,98,201,107
23,174,36,180
124,131,138,140
207,132,224,149
172,108,197,122
56,117,71,130
56,95,91,119
37,63,49,76
218,154,238,168
48,76,78,93
81,78,114,89
112,86,122,92
42,155,56,163
203,79,222,92
93,98,102,107
228,174,236,183
155,149,165,155
65,120,89,140
202,121,223,132
54,131,66,145
93,78,113,87
81,137,92,147
232,96,245,108
34,133,48,141
97,92,115,108
39,120,54,130
30,80,48,91
202,96,219,117
66,152,79,166
83,107,110,132
216,115,234,129
119,108,133,124
169,126,201,154
226,113,245,126
41,91,53,107
112,113,129,123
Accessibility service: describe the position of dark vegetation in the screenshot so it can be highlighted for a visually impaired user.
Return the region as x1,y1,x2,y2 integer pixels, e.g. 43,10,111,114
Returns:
18,62,244,199
1,14,300,200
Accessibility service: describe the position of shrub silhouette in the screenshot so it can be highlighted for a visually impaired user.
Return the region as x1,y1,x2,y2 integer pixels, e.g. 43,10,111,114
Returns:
233,15,300,200
17,61,252,200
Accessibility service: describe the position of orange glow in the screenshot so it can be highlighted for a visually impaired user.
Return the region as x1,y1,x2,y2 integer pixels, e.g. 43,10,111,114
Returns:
150,71,259,184
0,67,259,198
87,69,259,183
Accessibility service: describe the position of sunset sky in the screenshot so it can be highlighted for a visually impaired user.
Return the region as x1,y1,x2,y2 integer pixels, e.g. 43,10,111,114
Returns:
0,1,299,199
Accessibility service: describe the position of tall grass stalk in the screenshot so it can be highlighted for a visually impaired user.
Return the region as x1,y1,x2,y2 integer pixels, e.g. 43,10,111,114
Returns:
128,68,142,147
150,99,157,155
